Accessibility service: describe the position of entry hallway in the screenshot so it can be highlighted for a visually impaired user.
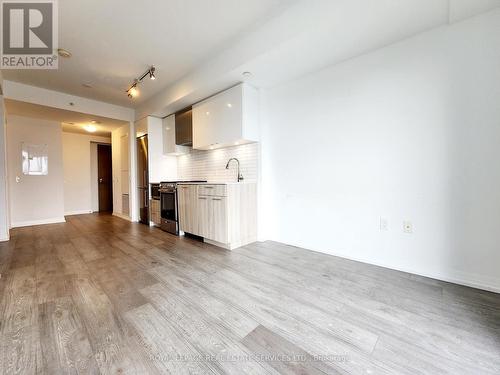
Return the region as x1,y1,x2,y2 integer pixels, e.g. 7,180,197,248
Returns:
0,214,499,374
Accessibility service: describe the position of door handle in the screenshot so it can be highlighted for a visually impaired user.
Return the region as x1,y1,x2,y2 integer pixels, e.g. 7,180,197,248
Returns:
99,178,103,183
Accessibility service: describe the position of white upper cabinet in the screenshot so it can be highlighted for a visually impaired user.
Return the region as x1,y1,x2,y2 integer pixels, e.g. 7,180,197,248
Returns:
162,115,190,155
192,83,259,150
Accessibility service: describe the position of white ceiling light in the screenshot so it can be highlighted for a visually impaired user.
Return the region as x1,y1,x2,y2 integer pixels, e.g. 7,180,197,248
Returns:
83,124,97,133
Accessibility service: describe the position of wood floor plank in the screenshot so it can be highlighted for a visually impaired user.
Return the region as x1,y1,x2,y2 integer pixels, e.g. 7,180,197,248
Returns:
147,266,260,339
241,325,343,375
38,296,99,374
372,333,498,375
0,266,41,375
70,237,104,263
125,303,216,375
68,275,149,374
140,283,282,375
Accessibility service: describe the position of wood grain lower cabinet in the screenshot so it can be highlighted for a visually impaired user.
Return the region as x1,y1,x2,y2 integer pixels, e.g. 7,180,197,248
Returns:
178,183,256,250
197,196,210,238
150,199,161,226
210,197,228,243
178,185,199,234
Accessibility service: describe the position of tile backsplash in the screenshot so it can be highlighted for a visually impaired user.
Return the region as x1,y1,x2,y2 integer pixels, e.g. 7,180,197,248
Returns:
177,143,259,182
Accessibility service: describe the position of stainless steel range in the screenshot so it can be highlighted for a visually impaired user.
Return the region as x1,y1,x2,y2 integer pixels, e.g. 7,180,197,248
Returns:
159,180,206,235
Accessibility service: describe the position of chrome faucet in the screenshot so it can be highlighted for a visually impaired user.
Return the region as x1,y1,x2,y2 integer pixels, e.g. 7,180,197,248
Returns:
225,158,244,182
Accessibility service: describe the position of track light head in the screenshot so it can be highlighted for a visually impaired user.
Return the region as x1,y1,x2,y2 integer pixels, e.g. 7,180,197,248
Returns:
149,66,156,80
127,81,139,98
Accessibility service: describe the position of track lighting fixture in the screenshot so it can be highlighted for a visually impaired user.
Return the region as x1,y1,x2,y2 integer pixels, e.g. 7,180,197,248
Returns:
126,66,156,99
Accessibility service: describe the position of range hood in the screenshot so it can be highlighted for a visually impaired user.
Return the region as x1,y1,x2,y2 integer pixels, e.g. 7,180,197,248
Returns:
175,107,192,146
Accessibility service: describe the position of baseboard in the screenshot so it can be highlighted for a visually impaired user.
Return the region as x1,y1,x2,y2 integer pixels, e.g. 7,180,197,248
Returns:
272,240,500,294
205,236,257,250
11,217,66,228
112,212,132,222
340,254,500,294
0,234,9,242
64,210,92,216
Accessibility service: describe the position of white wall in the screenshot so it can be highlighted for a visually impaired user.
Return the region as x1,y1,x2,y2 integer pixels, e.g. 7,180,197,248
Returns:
62,132,110,215
261,9,500,292
6,115,65,227
0,96,9,240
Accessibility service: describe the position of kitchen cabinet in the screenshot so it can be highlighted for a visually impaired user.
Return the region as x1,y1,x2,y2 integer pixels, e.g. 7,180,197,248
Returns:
210,196,228,243
150,199,161,226
178,183,257,250
163,115,190,155
197,194,227,243
178,185,198,234
197,195,210,238
192,83,259,150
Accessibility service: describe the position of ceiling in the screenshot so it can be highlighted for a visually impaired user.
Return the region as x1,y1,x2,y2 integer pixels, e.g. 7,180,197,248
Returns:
2,0,500,118
1,0,294,108
135,0,500,118
4,99,127,137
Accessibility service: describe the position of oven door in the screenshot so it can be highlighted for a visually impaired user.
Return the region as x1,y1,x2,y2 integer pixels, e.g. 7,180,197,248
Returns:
160,190,177,221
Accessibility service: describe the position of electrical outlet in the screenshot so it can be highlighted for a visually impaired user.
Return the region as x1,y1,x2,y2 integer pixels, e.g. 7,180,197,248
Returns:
403,221,413,233
380,217,389,231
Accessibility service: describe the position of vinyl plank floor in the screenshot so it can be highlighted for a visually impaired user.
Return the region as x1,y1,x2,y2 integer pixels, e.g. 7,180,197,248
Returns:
0,213,498,374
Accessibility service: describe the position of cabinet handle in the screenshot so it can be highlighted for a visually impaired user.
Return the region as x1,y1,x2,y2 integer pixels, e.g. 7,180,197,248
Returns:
198,197,207,200
204,186,214,189
212,198,222,201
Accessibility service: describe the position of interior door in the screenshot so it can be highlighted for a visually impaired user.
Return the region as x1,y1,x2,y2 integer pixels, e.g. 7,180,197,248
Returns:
97,144,113,212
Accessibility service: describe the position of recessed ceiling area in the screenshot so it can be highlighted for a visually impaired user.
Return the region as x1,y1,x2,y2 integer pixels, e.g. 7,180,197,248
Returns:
4,99,128,137
1,0,295,107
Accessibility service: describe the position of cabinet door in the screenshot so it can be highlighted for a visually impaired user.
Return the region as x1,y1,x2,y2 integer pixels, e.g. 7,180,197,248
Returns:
151,200,161,225
193,85,242,149
210,197,228,244
192,100,217,149
178,185,198,234
197,196,210,238
162,115,176,154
